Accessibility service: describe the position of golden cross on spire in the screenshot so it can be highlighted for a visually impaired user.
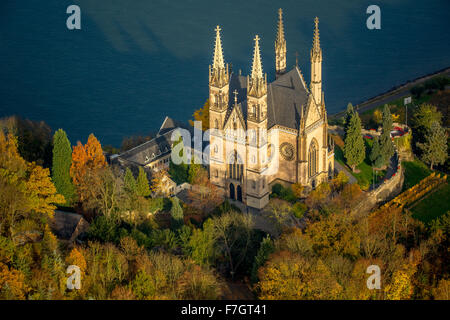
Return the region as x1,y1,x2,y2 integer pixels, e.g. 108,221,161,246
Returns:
215,25,221,33
254,35,260,43
233,90,238,105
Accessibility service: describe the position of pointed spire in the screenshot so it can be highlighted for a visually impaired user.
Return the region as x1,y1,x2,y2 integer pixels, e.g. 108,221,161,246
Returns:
275,9,287,77
312,17,321,54
276,8,285,44
213,25,225,70
251,35,263,79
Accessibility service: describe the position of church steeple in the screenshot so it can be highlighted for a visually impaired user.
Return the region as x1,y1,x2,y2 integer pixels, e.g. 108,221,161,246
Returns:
248,35,267,98
275,8,287,78
310,17,323,106
209,25,229,113
209,25,229,89
213,25,225,70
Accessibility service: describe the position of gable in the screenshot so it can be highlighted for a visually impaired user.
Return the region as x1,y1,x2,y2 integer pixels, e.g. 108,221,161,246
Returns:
304,95,322,128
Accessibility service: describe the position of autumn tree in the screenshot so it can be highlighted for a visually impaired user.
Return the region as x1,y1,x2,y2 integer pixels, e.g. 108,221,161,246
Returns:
373,109,383,125
189,100,209,131
256,252,342,300
187,167,223,214
150,169,169,197
52,129,76,206
70,134,107,203
343,111,365,172
291,183,304,198
0,132,64,237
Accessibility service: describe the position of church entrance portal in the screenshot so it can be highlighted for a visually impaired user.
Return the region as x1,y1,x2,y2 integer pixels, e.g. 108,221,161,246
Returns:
230,183,235,200
237,185,242,202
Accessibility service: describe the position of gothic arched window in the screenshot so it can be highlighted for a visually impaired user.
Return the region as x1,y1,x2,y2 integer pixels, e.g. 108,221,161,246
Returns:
228,151,243,181
308,139,319,177
215,119,219,129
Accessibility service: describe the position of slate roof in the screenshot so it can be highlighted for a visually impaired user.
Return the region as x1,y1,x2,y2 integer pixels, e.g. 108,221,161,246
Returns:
228,67,309,131
117,116,191,166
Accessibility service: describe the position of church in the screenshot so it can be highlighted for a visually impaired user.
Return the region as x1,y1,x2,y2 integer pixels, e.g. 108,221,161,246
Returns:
208,9,335,209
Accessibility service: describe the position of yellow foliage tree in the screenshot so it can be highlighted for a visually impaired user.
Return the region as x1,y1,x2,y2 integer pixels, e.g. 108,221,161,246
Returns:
0,132,64,236
385,269,414,300
373,109,383,124
66,247,87,276
189,100,209,131
0,262,30,299
291,183,304,198
26,162,65,217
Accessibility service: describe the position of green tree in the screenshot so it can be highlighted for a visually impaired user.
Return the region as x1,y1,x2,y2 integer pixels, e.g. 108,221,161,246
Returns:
343,112,365,172
168,136,189,184
51,129,76,206
188,220,218,267
188,161,203,184
123,167,137,195
344,103,355,135
136,167,150,197
250,235,275,283
170,197,184,229
382,104,393,133
416,121,448,169
369,136,385,169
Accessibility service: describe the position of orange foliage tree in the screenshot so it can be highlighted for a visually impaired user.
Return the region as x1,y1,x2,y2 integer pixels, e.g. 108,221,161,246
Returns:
70,134,107,203
187,167,223,214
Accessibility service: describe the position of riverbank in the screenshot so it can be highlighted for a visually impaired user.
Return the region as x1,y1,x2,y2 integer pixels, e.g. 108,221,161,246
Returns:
329,66,450,120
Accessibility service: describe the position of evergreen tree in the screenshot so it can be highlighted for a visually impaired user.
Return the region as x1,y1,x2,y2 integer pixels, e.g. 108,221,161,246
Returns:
344,103,355,135
250,235,275,283
170,197,184,229
136,167,151,197
417,121,448,170
343,111,365,172
382,104,393,133
52,129,76,206
377,104,395,166
379,131,394,166
124,167,137,195
369,137,385,169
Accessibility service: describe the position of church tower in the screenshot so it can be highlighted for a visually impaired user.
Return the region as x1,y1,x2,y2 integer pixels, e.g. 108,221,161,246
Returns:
209,26,229,188
246,35,269,209
275,8,287,78
310,17,323,106
209,26,229,130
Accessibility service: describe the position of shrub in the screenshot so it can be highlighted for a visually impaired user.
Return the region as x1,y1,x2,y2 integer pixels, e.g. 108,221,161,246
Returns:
292,202,307,219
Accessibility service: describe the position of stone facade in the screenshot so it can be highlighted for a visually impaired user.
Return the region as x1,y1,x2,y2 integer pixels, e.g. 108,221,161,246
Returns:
208,11,335,209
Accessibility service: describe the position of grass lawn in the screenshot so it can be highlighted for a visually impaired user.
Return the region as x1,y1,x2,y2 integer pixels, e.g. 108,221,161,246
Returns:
402,160,432,191
411,183,450,223
334,139,385,189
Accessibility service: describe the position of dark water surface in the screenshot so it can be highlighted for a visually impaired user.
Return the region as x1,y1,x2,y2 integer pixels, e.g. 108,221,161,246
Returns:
1,0,449,146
